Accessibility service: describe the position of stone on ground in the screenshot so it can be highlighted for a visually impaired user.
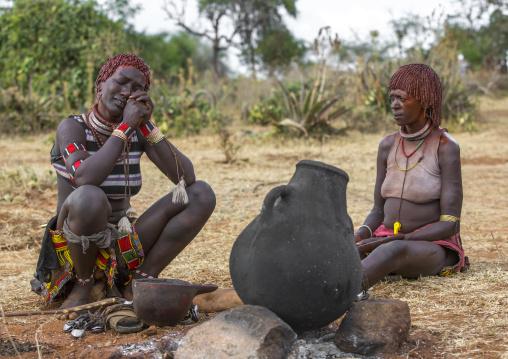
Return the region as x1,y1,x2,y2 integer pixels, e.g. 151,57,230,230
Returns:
174,305,297,359
334,299,410,356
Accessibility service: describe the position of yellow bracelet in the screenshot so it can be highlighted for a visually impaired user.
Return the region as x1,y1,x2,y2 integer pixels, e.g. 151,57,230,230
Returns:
439,215,460,223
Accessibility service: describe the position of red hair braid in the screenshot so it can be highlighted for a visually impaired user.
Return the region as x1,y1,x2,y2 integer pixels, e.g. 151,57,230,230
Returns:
95,53,151,96
388,63,442,126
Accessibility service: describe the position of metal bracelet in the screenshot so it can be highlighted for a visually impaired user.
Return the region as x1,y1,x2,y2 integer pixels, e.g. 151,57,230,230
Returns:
357,224,373,238
439,215,460,223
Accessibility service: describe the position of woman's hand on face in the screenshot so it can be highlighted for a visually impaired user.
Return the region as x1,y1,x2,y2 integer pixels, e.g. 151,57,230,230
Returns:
130,90,154,126
123,91,153,129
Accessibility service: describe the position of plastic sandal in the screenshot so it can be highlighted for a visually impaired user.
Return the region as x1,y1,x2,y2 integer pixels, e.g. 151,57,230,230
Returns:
106,306,143,333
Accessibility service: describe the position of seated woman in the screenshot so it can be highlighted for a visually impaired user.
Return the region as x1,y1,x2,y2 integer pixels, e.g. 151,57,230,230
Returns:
31,53,216,318
354,63,469,299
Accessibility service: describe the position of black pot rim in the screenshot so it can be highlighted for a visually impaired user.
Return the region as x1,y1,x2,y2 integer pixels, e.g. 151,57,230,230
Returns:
296,160,349,181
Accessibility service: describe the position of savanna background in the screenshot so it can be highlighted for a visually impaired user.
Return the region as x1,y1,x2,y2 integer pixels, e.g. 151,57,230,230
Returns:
0,0,507,358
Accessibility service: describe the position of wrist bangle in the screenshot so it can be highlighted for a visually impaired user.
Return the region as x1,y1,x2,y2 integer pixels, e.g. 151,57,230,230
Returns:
141,121,165,144
115,122,135,139
111,129,128,142
358,225,373,238
140,120,156,136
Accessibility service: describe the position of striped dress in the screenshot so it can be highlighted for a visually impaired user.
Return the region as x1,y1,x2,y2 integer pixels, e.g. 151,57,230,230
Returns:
50,115,143,199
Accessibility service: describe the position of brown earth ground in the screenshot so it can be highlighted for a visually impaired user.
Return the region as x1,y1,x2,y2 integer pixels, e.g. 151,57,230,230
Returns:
0,96,507,358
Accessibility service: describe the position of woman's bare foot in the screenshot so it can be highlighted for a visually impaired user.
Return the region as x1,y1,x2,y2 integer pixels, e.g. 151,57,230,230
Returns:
56,278,95,320
193,288,243,313
122,273,145,301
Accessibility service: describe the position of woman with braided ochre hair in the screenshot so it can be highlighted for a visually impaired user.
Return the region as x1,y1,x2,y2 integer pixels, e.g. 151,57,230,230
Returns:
31,53,216,327
354,63,469,300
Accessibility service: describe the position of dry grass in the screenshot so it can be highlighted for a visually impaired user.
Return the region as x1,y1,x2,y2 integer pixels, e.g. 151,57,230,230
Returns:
0,96,507,358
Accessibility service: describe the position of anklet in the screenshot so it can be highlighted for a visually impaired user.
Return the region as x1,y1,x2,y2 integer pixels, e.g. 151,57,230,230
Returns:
76,272,94,286
135,269,154,279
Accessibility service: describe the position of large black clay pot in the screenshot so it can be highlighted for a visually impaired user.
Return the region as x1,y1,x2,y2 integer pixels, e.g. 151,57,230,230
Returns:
229,160,362,331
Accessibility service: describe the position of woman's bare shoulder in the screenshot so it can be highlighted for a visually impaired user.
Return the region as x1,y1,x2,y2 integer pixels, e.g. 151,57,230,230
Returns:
439,130,460,154
378,132,397,152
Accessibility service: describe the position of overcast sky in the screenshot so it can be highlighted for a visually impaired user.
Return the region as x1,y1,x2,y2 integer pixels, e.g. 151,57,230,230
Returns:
127,0,461,73
130,0,459,41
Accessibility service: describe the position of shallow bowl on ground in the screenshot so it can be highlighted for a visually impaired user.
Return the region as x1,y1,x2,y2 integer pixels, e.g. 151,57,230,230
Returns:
132,278,218,327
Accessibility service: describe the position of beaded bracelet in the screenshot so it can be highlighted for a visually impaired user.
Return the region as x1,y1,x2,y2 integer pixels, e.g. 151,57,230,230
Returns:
439,215,460,223
63,142,87,163
111,129,128,143
357,224,373,238
115,122,135,139
140,121,165,144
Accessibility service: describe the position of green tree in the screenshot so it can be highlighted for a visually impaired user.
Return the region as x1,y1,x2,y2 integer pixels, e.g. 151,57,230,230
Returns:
256,26,306,76
0,0,125,131
162,0,299,79
449,0,508,70
122,30,212,80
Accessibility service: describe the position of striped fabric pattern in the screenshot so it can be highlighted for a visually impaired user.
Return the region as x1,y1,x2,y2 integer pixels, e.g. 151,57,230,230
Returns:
51,115,143,199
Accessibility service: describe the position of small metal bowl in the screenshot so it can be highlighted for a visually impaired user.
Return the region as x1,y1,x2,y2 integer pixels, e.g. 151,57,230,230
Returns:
132,278,218,327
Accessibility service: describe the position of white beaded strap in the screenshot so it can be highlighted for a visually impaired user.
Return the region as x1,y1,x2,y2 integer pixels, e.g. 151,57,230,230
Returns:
135,269,154,279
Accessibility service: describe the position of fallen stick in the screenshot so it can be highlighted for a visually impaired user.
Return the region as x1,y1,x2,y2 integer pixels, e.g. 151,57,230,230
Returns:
2,297,125,317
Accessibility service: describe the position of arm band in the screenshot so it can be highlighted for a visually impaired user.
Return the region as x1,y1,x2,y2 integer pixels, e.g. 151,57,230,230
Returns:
68,159,85,185
63,143,87,163
439,215,460,223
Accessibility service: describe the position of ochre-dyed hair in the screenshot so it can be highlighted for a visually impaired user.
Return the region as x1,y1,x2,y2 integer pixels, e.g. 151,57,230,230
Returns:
388,63,442,126
95,53,151,95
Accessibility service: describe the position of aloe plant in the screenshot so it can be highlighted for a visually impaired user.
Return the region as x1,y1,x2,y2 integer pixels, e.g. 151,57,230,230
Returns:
275,27,349,136
275,76,349,136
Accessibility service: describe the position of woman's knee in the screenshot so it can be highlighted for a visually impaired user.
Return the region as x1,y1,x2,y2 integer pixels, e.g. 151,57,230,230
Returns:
63,185,111,232
187,180,216,214
374,240,410,262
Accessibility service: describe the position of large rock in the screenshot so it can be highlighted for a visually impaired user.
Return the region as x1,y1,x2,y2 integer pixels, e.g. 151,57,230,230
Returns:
334,299,411,356
175,305,297,359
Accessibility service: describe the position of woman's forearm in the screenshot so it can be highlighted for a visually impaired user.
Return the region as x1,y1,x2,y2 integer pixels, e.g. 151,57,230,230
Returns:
405,220,459,242
355,205,384,239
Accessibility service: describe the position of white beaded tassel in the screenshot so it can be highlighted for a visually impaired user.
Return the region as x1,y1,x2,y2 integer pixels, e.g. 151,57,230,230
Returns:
171,178,189,204
118,216,132,234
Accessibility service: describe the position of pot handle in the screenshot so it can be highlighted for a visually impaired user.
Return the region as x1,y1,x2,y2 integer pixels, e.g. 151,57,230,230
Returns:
261,185,292,219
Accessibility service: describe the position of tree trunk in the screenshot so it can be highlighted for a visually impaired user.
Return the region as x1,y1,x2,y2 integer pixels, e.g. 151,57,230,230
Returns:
212,41,220,81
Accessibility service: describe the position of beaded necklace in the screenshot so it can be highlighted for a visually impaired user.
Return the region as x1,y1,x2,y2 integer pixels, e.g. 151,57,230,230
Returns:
393,126,434,234
84,107,131,162
394,128,434,172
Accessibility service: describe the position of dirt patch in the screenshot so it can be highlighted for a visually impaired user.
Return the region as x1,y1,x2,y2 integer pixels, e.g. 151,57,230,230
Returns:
1,96,508,358
0,336,53,357
462,156,508,165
